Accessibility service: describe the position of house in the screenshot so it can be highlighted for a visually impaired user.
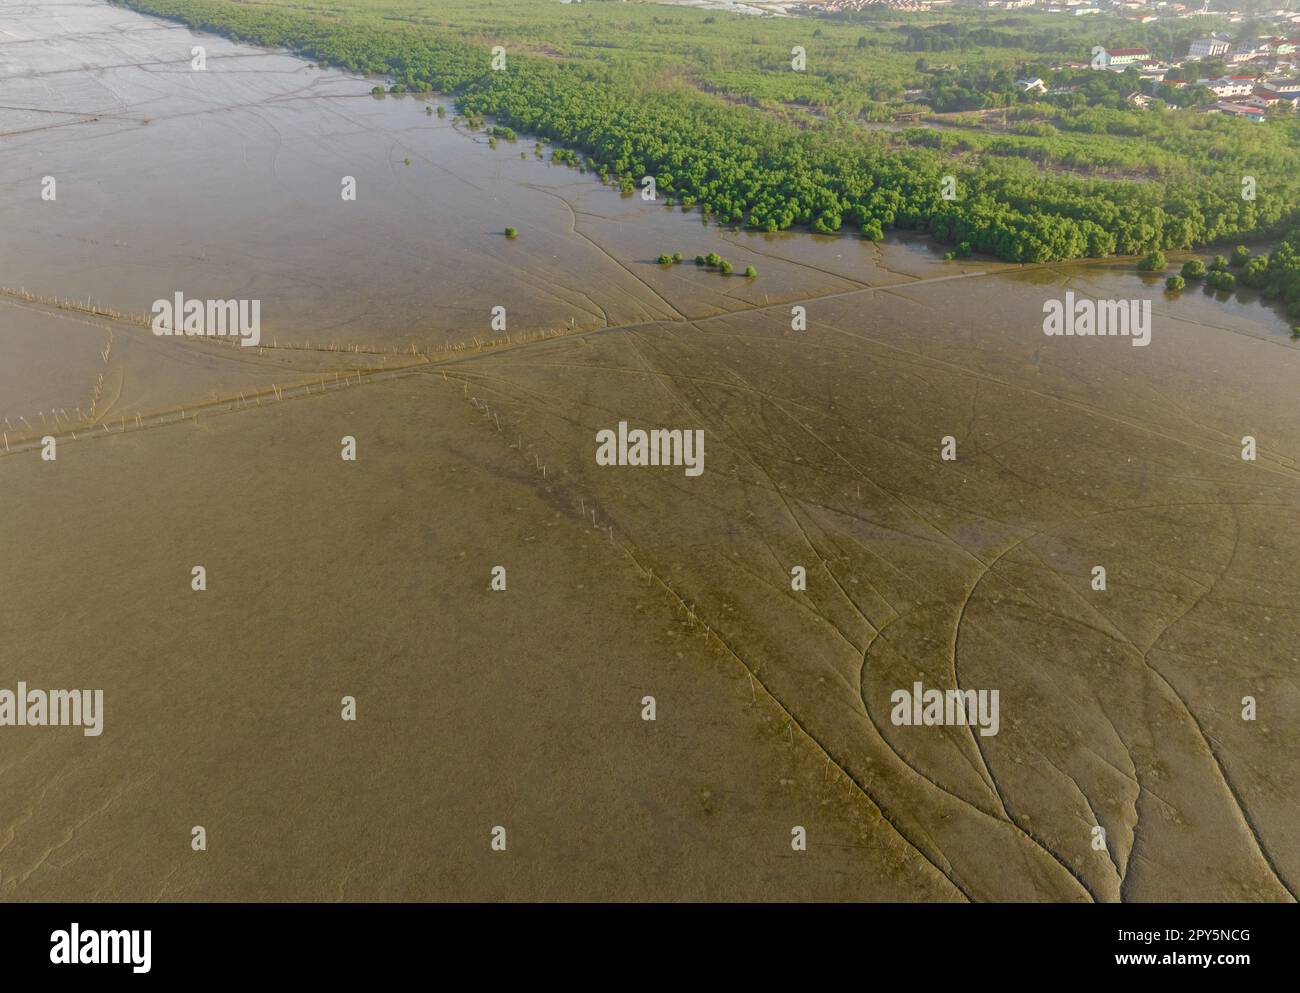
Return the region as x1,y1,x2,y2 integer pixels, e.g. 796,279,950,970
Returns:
1127,91,1157,108
1244,88,1299,108
1138,59,1171,81
1228,43,1272,64
1016,77,1048,94
1208,101,1267,120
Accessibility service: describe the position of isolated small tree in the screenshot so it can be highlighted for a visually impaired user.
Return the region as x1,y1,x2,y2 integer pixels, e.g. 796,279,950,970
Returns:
657,254,673,265
1210,254,1228,272
861,219,884,242
1181,259,1206,280
719,259,734,274
744,265,758,278
1137,251,1166,271
1165,274,1185,291
671,252,683,263
504,227,518,239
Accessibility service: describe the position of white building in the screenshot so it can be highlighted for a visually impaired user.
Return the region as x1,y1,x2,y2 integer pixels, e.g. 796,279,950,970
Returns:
1101,47,1150,68
1261,77,1300,96
1244,89,1300,108
1188,36,1231,59
1197,76,1258,97
1097,46,1149,69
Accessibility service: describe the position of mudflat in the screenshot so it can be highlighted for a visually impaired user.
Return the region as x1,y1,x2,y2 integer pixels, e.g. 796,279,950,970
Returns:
1,0,1296,901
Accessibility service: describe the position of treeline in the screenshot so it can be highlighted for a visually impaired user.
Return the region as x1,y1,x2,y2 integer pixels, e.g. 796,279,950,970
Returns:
1238,237,1300,319
897,19,1083,55
894,11,1225,60
926,63,1216,114
111,0,1300,265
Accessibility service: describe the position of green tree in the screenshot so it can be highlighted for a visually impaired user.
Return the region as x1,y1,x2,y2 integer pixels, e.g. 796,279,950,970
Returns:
1241,255,1269,288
